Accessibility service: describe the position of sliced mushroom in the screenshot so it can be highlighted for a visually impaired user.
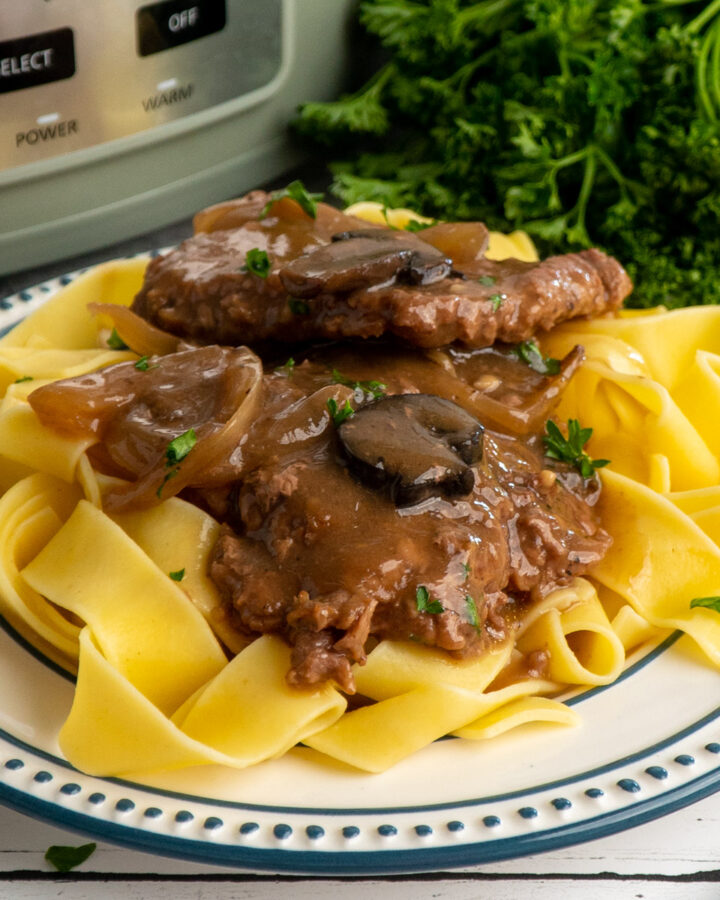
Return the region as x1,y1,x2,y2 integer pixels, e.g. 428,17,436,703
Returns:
278,229,452,298
337,393,484,506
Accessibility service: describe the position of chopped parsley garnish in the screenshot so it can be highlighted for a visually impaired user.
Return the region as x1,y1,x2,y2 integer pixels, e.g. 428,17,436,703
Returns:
242,248,271,278
157,429,197,499
462,562,471,580
327,397,355,426
514,340,561,375
156,468,179,499
134,356,154,371
107,328,128,350
275,357,295,375
465,594,481,631
478,275,496,287
13,375,33,383
543,419,610,479
169,568,186,582
288,298,310,315
332,368,386,400
488,293,503,312
260,180,323,220
690,596,720,613
165,428,197,466
416,585,444,615
45,842,96,873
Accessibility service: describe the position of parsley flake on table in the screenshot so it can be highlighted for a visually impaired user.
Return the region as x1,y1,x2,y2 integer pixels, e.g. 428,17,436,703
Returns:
45,842,96,873
543,419,610,479
514,340,561,375
242,248,271,278
690,596,720,613
416,585,444,615
260,180,324,220
327,397,355,426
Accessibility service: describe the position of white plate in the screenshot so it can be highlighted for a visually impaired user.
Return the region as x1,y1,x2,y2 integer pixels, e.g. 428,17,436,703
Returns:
1,268,719,874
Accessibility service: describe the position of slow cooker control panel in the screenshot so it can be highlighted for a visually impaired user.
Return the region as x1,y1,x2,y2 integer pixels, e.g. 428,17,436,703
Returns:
0,0,283,170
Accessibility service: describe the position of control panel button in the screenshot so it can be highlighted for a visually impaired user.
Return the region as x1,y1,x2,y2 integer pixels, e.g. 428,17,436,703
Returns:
137,0,226,57
0,28,75,95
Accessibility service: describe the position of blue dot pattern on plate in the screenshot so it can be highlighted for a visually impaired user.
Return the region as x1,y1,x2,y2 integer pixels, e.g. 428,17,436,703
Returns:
175,811,194,823
415,825,433,836
483,815,501,828
274,824,292,840
204,817,223,831
674,754,695,766
60,783,81,795
378,824,397,837
552,798,572,810
144,807,163,819
20,291,33,301
306,825,325,840
88,793,106,805
33,771,52,783
646,766,668,780
585,788,604,798
447,820,465,832
115,799,135,812
4,759,23,770
706,743,720,754
239,822,259,835
618,779,641,793
342,826,360,839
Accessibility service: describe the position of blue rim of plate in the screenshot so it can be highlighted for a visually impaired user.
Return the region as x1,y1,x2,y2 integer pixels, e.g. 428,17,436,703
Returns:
0,262,719,873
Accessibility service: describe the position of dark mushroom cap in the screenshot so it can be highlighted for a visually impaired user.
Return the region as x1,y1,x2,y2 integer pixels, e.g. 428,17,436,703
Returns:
337,393,484,506
278,229,452,298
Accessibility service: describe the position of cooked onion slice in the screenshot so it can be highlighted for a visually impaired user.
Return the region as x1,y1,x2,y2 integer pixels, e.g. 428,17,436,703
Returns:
28,346,262,510
89,303,182,357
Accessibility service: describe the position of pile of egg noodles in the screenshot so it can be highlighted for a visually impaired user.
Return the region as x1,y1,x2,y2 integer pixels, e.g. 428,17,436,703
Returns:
0,206,719,777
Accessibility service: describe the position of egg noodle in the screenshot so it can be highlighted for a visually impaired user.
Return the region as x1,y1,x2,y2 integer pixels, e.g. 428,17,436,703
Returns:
0,206,719,776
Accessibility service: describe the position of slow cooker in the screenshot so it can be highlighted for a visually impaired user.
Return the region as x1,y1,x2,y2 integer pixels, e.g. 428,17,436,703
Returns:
0,0,356,274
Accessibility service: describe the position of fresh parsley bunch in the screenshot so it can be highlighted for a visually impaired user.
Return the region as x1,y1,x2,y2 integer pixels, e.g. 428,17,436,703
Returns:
297,0,720,308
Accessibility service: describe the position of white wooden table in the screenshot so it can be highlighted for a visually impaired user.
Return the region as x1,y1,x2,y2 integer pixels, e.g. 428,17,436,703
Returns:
0,793,718,899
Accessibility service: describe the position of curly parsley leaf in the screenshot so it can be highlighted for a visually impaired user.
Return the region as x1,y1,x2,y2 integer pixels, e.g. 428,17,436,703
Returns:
543,419,610,479
297,1,720,309
169,568,185,582
416,585,444,615
690,596,720,612
134,356,156,371
327,397,355,426
242,248,271,278
45,843,96,873
260,180,324,220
